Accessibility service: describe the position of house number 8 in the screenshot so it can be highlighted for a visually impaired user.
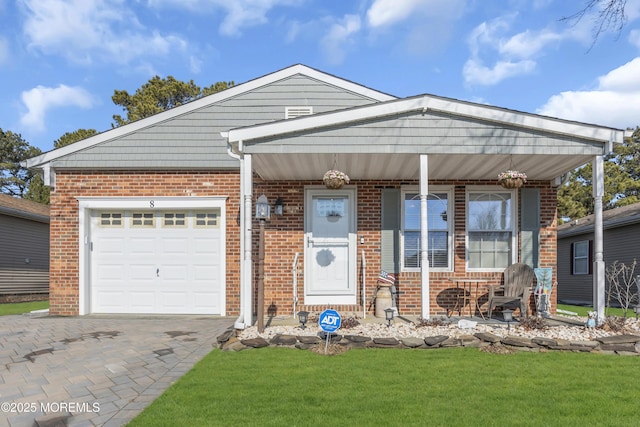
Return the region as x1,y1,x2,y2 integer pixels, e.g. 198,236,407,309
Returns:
150,200,155,208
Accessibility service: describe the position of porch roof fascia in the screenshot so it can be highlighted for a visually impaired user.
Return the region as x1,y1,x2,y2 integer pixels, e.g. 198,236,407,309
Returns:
226,93,624,153
24,64,396,169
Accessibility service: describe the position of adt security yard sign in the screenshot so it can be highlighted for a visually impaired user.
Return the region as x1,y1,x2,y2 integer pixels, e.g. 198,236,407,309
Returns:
319,309,341,333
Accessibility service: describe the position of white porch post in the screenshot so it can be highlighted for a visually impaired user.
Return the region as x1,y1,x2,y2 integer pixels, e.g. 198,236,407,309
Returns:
420,154,430,319
592,155,605,323
242,154,254,326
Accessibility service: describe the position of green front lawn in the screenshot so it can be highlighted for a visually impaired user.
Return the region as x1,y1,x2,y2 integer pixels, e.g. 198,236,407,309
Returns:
557,304,631,317
0,300,49,316
128,347,638,427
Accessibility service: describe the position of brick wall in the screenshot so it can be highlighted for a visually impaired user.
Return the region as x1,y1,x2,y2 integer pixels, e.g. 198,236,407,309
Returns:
256,180,557,318
49,170,241,316
50,172,557,318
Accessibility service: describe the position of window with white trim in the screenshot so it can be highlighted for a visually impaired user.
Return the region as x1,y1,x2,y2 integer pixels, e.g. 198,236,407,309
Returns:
573,240,590,275
163,212,186,227
195,212,219,228
467,189,516,270
402,188,452,271
131,212,155,228
99,212,123,227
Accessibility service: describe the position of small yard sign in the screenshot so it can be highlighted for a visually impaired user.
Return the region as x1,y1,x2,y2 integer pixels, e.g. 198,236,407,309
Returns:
319,309,341,333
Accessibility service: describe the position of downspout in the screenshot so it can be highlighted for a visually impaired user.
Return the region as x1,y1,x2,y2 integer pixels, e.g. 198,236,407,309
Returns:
226,137,246,329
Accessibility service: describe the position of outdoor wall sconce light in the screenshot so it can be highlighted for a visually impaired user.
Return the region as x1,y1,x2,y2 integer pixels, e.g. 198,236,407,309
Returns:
502,309,514,332
255,194,270,219
385,308,394,327
297,311,309,329
274,196,284,216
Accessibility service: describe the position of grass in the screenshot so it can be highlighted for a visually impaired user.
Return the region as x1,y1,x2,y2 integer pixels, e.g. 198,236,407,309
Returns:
557,303,631,317
128,347,639,427
0,300,49,316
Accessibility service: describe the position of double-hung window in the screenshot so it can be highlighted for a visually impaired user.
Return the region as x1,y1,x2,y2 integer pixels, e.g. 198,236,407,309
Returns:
402,188,452,271
572,240,590,275
467,189,516,270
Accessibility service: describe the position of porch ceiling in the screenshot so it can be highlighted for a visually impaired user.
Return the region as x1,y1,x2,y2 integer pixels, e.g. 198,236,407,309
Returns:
251,152,595,182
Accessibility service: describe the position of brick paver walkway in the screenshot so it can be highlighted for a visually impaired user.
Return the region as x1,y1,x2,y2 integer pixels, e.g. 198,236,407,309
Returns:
0,314,233,427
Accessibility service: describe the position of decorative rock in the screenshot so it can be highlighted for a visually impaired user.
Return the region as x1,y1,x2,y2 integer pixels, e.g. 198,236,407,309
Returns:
424,335,449,347
270,334,297,346
241,337,270,348
222,338,248,352
297,335,321,344
317,332,342,342
532,337,557,347
401,337,426,348
568,340,599,349
460,335,481,347
373,337,399,346
344,335,372,343
600,343,638,353
440,337,462,347
501,336,538,348
596,334,640,344
474,332,501,343
217,329,236,344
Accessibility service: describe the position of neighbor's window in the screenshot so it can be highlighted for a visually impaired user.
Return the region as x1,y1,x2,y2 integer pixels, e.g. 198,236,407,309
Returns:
573,240,590,275
402,190,451,270
467,190,515,270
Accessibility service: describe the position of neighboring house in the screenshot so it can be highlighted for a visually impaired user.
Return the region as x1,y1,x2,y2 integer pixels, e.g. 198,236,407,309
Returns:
25,64,624,325
557,202,640,305
0,194,50,299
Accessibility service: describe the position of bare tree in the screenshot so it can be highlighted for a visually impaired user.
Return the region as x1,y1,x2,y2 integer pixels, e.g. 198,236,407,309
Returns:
562,0,627,46
605,259,638,317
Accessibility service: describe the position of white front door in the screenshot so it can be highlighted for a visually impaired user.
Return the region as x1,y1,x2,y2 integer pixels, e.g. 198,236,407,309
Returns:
304,188,356,305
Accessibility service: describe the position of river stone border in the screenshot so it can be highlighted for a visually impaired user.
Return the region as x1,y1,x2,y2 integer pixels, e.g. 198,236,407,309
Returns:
216,330,640,355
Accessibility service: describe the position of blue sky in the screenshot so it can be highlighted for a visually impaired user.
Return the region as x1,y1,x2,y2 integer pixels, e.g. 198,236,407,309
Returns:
1,0,639,153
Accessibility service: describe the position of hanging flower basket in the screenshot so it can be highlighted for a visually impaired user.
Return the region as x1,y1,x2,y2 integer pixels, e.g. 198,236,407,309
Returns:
323,170,350,189
497,170,527,189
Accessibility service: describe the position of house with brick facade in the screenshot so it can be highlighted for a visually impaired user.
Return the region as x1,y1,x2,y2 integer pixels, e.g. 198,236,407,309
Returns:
25,64,623,326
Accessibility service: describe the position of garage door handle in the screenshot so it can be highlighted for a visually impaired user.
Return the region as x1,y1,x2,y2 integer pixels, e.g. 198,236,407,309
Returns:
156,268,159,277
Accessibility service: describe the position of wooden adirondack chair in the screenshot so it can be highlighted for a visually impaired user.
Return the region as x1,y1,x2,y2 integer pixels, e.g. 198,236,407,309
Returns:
487,263,535,319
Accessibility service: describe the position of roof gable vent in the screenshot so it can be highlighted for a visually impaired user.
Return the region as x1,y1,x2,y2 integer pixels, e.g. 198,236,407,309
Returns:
285,106,313,119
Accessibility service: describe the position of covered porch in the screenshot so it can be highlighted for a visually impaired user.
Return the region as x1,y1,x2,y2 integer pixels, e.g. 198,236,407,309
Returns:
224,94,624,328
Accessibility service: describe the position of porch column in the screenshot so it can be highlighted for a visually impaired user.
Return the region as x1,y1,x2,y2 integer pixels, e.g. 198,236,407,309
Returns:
242,154,254,326
420,154,430,319
592,155,605,323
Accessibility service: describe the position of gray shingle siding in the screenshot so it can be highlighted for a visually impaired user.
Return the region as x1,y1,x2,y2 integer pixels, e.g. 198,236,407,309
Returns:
50,75,381,169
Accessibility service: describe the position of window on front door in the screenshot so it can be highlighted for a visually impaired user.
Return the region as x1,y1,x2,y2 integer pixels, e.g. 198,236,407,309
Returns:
467,189,516,271
402,188,452,271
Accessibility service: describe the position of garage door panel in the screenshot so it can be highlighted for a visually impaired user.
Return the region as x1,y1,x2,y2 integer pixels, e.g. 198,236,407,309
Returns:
90,208,223,315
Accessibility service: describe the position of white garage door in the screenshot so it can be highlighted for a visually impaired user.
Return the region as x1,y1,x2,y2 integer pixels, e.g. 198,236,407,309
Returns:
90,209,223,314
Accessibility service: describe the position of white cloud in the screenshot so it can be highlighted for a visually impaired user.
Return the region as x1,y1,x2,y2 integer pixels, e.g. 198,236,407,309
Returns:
463,58,536,86
464,13,588,86
20,85,94,132
149,0,303,37
537,57,640,129
367,0,430,27
19,0,187,65
320,14,361,65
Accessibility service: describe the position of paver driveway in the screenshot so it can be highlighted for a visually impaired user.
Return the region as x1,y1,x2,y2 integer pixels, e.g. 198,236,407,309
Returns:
0,313,233,427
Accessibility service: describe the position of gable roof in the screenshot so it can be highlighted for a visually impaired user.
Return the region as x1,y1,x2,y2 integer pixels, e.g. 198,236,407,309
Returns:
0,194,49,223
558,202,640,238
225,92,624,182
25,64,396,170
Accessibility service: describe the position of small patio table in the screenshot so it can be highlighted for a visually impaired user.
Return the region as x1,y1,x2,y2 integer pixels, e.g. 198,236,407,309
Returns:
448,279,489,320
